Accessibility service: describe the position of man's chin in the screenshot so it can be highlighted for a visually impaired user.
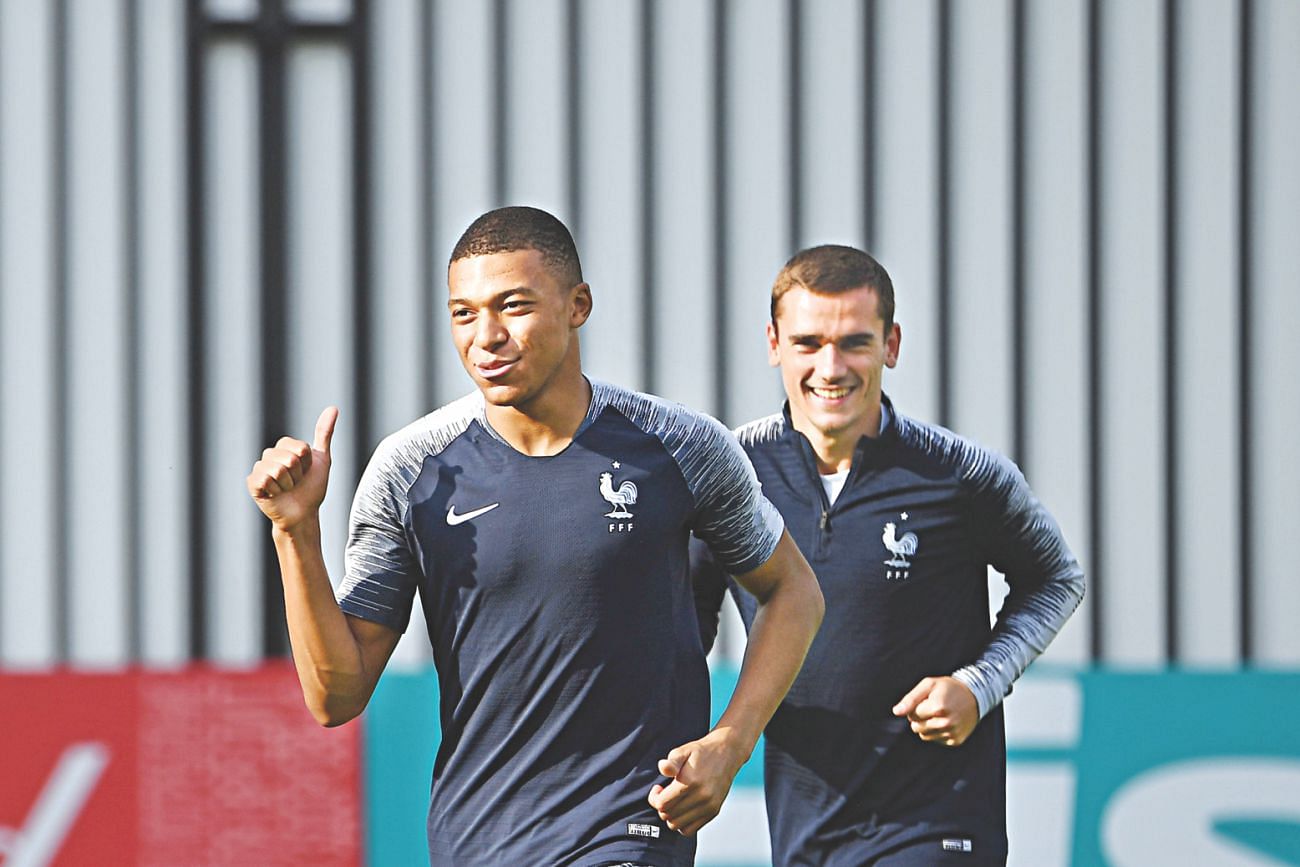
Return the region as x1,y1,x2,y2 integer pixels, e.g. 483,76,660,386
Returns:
800,406,865,437
476,380,528,406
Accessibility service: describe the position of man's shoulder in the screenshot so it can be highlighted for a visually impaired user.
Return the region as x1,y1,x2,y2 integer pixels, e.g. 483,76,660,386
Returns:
891,410,1024,494
368,391,484,475
733,412,786,451
591,379,731,445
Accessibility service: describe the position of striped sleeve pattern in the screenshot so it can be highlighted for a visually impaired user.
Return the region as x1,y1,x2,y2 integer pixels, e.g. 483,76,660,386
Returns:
899,418,1086,718
336,391,483,631
594,381,784,575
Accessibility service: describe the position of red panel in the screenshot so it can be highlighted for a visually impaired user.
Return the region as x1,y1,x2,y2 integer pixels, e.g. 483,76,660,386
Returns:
0,673,139,866
0,664,361,867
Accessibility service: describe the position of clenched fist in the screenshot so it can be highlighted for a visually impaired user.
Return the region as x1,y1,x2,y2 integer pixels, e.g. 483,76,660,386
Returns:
892,675,980,748
247,406,339,532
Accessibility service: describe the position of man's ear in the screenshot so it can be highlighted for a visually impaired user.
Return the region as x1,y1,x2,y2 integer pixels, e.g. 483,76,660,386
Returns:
884,322,901,369
569,283,592,327
766,321,781,367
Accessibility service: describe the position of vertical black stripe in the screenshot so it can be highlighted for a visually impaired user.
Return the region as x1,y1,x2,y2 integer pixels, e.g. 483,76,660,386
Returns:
257,0,289,658
712,0,728,422
351,1,373,504
53,0,70,663
936,0,952,428
863,0,876,250
185,0,207,660
566,0,581,235
1162,0,1180,664
419,0,436,411
1086,0,1103,663
787,0,801,251
124,0,142,661
492,0,507,204
1010,0,1027,468
1237,0,1253,664
640,0,656,392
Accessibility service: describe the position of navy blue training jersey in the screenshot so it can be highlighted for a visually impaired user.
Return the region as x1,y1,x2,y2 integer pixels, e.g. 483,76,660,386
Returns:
337,380,783,867
693,397,1084,866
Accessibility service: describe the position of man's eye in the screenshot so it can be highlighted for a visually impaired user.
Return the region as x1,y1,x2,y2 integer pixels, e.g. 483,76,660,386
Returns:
451,308,473,321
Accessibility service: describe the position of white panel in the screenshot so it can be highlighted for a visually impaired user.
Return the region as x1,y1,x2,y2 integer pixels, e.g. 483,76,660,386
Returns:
373,0,432,669
288,0,351,24
1022,0,1090,665
66,0,130,666
287,44,355,615
1007,766,1077,867
0,0,58,666
370,0,425,436
577,0,641,389
1003,675,1082,748
503,0,569,213
1097,0,1165,666
695,787,770,864
432,0,495,406
651,0,716,415
873,0,940,425
1174,0,1240,665
949,0,1014,453
204,42,262,664
724,0,790,427
204,0,257,21
799,0,865,249
137,0,189,665
951,0,1023,671
1248,0,1300,665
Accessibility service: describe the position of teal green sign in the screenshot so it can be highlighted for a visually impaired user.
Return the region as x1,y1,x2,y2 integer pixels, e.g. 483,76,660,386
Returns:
361,669,1300,866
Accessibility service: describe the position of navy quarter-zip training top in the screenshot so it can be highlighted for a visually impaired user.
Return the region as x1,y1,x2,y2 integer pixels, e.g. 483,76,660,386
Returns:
693,395,1084,866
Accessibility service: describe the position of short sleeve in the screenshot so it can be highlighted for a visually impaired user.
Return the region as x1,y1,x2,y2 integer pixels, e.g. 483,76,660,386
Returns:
680,416,784,576
336,442,421,633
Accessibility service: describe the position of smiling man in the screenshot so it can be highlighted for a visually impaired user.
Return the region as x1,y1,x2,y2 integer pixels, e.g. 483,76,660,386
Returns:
246,206,823,866
693,245,1085,866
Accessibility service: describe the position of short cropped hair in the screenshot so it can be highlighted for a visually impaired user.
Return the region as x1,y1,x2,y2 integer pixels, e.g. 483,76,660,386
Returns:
770,244,895,330
449,206,584,286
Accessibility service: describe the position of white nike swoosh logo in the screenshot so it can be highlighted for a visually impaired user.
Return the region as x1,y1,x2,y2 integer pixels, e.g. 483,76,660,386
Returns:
446,503,500,526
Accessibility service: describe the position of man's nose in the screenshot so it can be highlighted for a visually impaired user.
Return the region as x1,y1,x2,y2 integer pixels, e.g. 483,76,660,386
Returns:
474,313,508,349
815,343,846,379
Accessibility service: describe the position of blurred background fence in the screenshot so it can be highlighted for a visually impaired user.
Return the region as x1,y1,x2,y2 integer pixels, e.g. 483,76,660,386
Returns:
1,1,1298,865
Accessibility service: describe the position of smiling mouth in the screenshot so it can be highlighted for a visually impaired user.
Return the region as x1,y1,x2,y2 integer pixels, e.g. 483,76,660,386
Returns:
476,359,518,380
807,385,853,400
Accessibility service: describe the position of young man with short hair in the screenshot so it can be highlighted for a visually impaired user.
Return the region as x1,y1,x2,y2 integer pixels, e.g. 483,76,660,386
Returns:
694,244,1084,866
247,207,824,866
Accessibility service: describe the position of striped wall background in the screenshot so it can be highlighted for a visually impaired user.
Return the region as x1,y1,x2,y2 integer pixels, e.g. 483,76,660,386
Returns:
0,0,1297,672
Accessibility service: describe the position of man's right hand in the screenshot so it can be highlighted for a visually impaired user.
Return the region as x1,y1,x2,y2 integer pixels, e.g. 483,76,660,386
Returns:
247,406,339,532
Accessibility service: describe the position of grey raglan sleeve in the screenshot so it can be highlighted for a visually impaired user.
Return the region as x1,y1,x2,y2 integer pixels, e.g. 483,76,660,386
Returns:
335,439,421,633
951,449,1086,718
675,415,784,577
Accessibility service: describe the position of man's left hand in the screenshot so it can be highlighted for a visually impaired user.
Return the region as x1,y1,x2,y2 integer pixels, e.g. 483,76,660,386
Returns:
892,676,980,747
646,728,749,835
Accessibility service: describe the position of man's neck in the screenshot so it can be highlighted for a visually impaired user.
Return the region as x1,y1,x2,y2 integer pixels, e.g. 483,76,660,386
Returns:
794,403,883,475
484,371,592,456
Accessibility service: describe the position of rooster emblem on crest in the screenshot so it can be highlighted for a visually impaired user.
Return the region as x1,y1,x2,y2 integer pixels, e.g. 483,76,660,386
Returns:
599,471,638,519
882,519,918,568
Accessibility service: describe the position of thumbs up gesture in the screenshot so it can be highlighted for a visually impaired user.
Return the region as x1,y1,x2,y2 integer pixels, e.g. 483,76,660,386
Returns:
247,406,339,532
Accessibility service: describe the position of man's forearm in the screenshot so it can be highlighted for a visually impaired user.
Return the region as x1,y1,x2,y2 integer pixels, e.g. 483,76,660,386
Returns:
274,520,372,725
714,570,823,759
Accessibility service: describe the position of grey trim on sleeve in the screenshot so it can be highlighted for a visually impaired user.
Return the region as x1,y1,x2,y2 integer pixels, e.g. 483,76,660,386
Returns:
336,391,485,629
899,417,1086,719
